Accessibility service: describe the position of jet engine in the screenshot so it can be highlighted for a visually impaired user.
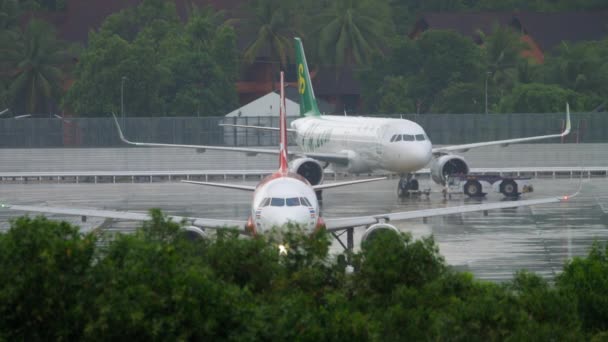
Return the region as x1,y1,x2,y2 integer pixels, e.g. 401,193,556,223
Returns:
429,154,469,185
290,157,324,186
182,226,207,240
361,223,400,246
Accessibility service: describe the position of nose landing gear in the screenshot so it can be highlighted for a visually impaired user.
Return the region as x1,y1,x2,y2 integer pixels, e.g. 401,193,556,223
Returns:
397,173,419,198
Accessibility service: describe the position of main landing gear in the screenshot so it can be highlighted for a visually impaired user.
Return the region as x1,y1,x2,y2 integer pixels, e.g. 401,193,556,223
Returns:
397,173,419,198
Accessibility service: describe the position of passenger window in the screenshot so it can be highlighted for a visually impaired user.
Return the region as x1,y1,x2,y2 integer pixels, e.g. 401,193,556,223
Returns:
260,198,270,207
286,197,300,207
390,134,397,142
394,134,402,142
300,197,312,206
270,198,285,207
415,134,425,141
403,134,415,141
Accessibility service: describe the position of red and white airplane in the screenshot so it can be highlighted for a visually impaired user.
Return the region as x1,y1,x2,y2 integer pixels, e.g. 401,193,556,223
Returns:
0,73,575,249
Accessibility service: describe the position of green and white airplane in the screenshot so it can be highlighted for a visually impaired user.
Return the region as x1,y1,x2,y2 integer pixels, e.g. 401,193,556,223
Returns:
115,37,571,198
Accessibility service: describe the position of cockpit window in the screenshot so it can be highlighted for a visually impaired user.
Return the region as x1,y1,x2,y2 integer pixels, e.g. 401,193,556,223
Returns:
394,134,402,142
415,134,425,141
390,134,397,142
286,197,300,206
300,197,312,207
402,134,415,141
260,198,271,207
270,198,285,207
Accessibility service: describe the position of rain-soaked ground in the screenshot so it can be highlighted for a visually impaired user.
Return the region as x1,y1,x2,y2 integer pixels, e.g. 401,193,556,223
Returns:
1,177,607,282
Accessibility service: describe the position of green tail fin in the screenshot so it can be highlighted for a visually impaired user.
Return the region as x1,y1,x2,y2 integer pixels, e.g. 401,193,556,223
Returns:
294,37,321,117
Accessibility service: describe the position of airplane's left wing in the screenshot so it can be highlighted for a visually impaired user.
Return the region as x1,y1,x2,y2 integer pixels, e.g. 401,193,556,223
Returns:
324,196,569,231
0,204,247,231
432,104,571,154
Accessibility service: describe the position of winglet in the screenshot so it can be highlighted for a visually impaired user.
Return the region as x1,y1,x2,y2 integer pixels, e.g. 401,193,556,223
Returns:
278,71,289,172
112,112,131,144
562,102,571,137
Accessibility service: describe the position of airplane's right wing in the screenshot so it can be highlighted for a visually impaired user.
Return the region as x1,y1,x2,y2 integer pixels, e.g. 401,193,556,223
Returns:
1,204,247,231
324,195,570,231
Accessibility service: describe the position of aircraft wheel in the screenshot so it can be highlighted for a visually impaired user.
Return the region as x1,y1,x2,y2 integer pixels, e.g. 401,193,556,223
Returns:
397,178,410,198
500,179,518,197
464,179,482,197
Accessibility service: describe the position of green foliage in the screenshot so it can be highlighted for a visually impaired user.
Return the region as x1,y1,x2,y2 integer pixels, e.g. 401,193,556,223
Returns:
1,19,74,114
557,242,608,334
313,0,394,66
63,1,238,116
498,82,597,113
2,212,608,339
359,30,484,113
431,82,484,113
0,216,95,340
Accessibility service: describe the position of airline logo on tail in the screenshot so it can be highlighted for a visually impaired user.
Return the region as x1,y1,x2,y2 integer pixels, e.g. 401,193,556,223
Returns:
294,37,321,117
298,64,306,94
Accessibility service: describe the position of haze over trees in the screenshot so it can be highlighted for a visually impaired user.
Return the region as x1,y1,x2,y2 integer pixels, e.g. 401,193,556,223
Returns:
1,212,607,339
0,0,607,115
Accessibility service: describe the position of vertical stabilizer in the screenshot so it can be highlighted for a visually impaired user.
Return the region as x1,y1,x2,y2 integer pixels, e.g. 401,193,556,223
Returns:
279,71,289,172
294,37,321,117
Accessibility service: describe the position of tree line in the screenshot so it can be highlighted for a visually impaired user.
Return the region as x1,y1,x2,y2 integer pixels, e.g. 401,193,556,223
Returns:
0,0,607,116
1,210,607,340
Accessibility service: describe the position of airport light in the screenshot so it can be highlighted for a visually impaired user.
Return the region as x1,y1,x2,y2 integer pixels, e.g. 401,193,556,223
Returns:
121,76,128,127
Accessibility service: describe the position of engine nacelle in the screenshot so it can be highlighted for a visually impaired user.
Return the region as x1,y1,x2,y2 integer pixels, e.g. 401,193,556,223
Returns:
290,157,324,186
361,223,400,246
183,226,207,240
430,154,469,185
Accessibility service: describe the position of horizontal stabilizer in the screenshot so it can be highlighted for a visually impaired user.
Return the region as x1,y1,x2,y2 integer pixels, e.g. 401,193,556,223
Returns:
219,123,296,132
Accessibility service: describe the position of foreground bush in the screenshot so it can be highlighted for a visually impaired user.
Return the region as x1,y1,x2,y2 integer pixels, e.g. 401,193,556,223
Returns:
0,210,606,340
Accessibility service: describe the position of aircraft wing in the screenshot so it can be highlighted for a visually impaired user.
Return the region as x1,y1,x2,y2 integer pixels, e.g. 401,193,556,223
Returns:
0,204,247,231
323,196,568,232
432,104,571,154
312,177,387,190
113,114,280,156
181,180,257,191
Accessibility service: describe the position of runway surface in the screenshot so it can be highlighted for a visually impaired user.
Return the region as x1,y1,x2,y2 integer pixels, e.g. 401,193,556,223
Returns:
0,144,607,172
1,178,606,282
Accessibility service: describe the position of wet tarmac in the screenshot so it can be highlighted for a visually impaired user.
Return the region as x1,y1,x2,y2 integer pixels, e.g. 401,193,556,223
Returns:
1,177,607,282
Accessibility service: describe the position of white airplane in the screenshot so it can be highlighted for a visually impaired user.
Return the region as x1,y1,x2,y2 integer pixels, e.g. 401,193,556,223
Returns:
0,72,575,251
112,37,571,198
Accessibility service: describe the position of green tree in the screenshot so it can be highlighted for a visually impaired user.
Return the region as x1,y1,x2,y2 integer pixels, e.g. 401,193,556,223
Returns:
0,216,95,340
63,2,239,116
498,82,597,113
314,0,393,66
557,242,608,335
431,82,484,113
543,39,608,99
3,19,73,114
238,0,301,90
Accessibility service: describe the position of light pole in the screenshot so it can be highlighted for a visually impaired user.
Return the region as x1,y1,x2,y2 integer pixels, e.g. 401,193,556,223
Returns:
121,76,128,126
484,71,491,114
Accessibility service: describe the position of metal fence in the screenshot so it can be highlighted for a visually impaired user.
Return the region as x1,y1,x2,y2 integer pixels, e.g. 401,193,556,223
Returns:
0,112,605,148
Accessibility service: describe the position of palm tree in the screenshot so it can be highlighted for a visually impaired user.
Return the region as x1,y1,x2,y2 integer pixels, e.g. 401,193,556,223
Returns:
238,0,302,89
313,0,393,66
5,19,72,114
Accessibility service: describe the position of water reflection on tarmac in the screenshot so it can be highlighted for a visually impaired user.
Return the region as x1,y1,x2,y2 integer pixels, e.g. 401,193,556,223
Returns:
1,178,607,282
